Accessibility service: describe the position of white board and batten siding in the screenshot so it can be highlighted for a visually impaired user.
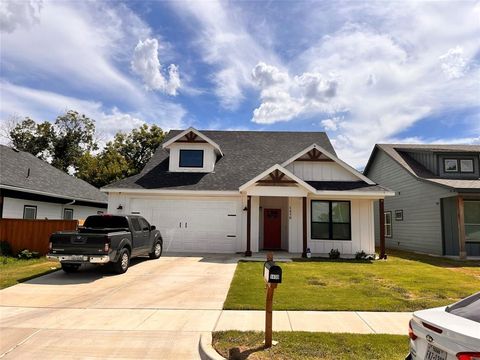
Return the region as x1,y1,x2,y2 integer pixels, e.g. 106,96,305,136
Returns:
285,161,359,181
108,194,244,253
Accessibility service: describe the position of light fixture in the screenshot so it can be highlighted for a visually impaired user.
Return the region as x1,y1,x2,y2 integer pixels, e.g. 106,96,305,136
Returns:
117,204,123,210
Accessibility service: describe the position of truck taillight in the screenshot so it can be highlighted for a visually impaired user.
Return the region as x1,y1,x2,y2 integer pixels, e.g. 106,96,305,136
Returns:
49,242,52,251
104,237,110,252
408,320,417,340
457,353,480,360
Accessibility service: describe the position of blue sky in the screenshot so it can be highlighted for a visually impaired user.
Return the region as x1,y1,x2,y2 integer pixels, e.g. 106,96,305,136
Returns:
1,0,479,167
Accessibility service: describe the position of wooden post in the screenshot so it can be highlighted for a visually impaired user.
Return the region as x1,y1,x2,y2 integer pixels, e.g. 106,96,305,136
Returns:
457,196,466,259
379,199,386,260
245,196,252,257
265,252,275,348
302,197,307,257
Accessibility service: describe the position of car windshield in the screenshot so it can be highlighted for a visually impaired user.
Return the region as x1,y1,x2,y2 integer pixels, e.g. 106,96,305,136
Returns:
83,216,129,229
446,292,480,323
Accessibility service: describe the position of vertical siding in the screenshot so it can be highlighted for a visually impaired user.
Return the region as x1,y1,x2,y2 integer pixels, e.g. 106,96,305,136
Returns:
285,161,359,181
367,150,454,255
441,197,459,256
408,152,437,174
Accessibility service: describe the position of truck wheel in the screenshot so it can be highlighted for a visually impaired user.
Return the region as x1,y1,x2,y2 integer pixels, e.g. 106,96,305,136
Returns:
61,263,80,273
149,240,162,259
113,248,130,274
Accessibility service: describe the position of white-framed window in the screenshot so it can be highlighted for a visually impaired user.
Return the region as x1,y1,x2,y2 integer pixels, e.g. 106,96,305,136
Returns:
179,149,204,168
384,211,392,237
444,159,458,172
63,208,74,220
460,159,474,173
465,200,480,242
23,205,37,220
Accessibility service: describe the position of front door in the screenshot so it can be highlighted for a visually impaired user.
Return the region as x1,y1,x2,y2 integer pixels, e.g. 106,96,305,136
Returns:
264,209,281,249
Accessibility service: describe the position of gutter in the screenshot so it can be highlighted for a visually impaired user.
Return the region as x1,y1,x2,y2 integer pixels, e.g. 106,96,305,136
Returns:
0,184,107,204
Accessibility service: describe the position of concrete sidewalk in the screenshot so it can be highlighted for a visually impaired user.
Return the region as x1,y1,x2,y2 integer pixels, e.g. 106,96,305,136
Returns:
0,306,411,336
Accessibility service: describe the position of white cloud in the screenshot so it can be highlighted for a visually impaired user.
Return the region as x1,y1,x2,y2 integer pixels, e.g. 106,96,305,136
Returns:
131,38,181,95
439,47,468,79
0,81,186,144
169,0,279,109
321,118,339,131
0,0,42,33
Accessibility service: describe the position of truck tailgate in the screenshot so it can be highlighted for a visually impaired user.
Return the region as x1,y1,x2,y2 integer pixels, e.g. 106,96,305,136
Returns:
50,232,107,255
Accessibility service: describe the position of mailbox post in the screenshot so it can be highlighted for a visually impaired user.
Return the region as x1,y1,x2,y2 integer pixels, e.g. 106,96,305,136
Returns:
263,252,282,348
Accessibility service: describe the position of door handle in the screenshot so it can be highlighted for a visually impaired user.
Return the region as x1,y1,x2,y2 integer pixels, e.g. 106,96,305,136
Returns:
179,222,182,228
185,222,188,228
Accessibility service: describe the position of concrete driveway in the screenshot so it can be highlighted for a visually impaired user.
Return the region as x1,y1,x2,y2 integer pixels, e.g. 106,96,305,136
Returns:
0,254,238,359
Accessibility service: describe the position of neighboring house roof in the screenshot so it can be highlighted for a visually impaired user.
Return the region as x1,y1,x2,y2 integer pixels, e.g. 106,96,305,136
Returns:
104,130,339,191
364,144,480,192
0,145,107,204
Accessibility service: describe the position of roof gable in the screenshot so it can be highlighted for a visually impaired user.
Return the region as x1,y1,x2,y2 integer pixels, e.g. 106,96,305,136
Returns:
162,127,223,156
282,143,375,185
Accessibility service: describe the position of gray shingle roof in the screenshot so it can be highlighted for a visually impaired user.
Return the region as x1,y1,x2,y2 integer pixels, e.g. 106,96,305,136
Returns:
365,144,480,191
0,145,107,203
306,181,390,192
104,130,338,191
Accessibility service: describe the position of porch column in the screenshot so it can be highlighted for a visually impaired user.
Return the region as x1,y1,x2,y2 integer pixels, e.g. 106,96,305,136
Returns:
302,197,307,258
245,195,252,257
379,199,386,259
457,195,466,259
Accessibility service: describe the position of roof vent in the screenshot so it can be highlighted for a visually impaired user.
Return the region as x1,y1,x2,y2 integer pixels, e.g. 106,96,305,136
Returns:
26,168,30,178
12,148,20,152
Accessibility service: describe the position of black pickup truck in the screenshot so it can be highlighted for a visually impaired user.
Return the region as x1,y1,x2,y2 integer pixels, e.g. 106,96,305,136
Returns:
47,215,162,274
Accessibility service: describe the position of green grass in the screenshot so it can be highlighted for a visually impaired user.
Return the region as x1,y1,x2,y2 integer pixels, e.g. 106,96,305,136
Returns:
224,250,480,311
213,331,409,360
0,256,60,289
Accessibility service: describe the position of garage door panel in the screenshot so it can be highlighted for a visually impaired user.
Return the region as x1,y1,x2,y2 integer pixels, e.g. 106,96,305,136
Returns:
129,198,239,253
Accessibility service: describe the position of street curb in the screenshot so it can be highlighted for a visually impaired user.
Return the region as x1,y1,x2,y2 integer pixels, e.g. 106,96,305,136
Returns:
199,332,226,360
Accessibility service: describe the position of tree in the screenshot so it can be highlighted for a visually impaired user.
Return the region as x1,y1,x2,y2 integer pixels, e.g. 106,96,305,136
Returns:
8,118,53,159
50,111,97,172
76,124,165,187
108,124,165,175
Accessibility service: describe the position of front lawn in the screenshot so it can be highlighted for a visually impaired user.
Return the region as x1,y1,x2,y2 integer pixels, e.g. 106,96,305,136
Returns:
224,250,480,311
213,331,409,360
0,257,59,289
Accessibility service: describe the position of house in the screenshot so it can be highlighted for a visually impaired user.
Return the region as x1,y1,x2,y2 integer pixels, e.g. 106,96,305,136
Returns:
0,145,107,220
364,144,480,258
102,128,393,256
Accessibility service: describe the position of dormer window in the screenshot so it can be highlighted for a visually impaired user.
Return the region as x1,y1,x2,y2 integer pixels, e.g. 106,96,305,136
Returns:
444,159,458,172
179,149,204,168
460,159,474,173
444,158,474,173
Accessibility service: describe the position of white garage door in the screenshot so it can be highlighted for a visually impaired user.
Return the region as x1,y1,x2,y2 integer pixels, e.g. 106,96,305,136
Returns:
129,198,239,253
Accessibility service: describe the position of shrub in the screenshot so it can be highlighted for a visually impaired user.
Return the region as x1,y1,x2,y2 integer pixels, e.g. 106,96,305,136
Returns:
329,248,340,259
355,251,367,260
0,240,13,257
17,249,40,260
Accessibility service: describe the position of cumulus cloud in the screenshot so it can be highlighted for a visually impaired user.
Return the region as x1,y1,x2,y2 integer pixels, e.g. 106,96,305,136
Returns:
439,47,468,79
131,38,181,95
321,118,339,131
251,63,340,124
0,0,42,33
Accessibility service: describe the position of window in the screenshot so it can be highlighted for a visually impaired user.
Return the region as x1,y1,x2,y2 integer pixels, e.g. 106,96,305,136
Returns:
23,205,37,220
444,159,458,172
460,159,474,173
130,218,142,232
465,201,480,242
384,211,392,237
139,218,150,231
395,210,403,221
179,149,204,168
311,200,351,240
63,208,74,220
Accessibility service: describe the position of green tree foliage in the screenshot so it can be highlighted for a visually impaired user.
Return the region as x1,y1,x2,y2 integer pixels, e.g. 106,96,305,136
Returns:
50,111,97,172
76,149,130,188
9,118,53,159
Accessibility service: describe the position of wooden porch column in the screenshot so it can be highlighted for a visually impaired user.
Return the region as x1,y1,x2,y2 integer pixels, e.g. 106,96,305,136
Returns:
457,195,466,259
245,196,252,257
379,199,386,259
302,197,308,258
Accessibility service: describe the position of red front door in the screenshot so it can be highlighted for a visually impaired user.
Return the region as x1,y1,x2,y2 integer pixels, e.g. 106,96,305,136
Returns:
264,209,281,249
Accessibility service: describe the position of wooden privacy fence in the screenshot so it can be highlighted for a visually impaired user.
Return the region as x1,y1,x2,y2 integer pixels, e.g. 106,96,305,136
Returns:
0,219,78,255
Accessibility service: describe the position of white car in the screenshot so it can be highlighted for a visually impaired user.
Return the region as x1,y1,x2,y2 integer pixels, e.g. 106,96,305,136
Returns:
407,292,480,360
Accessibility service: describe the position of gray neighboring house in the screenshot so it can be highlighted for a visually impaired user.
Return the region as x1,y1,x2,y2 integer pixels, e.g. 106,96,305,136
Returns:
0,145,107,220
364,144,480,258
